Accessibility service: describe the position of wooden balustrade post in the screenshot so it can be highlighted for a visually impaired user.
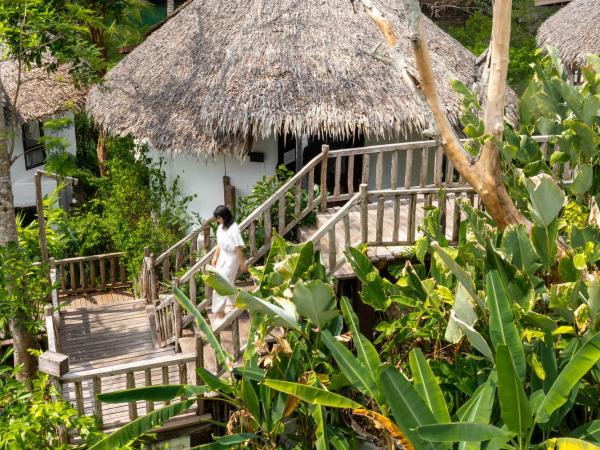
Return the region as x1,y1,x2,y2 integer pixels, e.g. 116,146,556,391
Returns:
126,371,138,420
150,255,157,304
359,184,368,244
320,145,329,212
195,332,205,414
93,376,102,426
172,278,183,352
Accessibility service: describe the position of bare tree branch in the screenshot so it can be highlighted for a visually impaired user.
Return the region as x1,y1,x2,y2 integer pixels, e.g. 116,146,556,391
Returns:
354,0,529,230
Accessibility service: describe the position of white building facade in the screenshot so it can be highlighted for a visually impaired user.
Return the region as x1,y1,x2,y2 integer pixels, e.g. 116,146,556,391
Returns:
10,112,77,208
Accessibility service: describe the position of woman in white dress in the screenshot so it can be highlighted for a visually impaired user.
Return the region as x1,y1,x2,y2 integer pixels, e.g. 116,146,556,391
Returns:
210,205,247,323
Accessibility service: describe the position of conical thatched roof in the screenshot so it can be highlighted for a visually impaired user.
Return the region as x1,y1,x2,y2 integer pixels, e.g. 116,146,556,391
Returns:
537,0,600,71
87,0,488,158
0,59,86,123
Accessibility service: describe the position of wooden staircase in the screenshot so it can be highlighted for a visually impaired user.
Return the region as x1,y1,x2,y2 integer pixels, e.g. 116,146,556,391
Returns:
42,135,565,442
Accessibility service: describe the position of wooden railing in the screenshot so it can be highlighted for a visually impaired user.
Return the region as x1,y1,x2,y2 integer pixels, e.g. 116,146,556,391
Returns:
59,348,203,429
50,252,129,296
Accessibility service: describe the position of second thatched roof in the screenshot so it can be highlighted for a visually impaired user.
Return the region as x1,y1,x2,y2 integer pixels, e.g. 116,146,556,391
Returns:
0,59,86,123
87,0,494,158
537,0,600,71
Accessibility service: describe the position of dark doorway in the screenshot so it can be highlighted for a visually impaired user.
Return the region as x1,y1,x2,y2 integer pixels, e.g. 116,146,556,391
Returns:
277,132,365,196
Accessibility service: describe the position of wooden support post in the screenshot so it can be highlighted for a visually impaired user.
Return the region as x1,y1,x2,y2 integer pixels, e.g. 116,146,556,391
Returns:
172,278,183,351
195,332,205,414
360,184,368,244
320,145,329,212
343,214,351,250
162,366,170,405
328,227,336,272
278,195,286,234
145,368,154,412
376,196,384,244
126,371,138,420
347,155,355,194
334,156,342,199
74,381,85,415
93,376,102,425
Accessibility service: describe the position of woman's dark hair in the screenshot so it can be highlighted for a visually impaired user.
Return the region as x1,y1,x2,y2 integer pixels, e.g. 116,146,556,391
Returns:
213,205,234,229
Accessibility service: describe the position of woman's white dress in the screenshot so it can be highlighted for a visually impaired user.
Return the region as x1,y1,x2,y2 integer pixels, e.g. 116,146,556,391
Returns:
212,223,244,314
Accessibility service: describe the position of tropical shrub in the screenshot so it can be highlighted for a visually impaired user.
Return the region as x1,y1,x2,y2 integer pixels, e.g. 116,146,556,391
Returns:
0,349,102,449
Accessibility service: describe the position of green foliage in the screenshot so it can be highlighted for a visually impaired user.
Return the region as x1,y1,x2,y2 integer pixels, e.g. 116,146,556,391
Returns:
446,0,558,93
0,243,50,335
0,0,103,84
0,351,102,449
58,137,194,278
236,165,318,246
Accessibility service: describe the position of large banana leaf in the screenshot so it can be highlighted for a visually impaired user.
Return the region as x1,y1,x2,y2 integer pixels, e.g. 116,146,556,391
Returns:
569,420,600,444
409,348,450,423
486,270,526,382
536,330,600,424
196,367,234,395
455,372,497,424
293,280,338,328
263,379,361,409
191,433,258,449
202,267,237,296
431,242,477,302
340,297,381,377
451,312,494,361
343,247,391,310
236,290,300,330
455,372,497,450
544,438,600,450
89,400,194,450
174,286,230,368
380,367,438,450
501,224,541,277
310,403,328,450
496,344,532,435
97,385,209,403
321,330,379,403
445,285,478,344
525,174,565,227
416,423,511,442
290,241,315,282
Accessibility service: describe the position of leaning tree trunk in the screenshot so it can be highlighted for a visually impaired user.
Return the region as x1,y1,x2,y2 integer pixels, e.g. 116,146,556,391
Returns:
357,0,529,231
0,104,38,386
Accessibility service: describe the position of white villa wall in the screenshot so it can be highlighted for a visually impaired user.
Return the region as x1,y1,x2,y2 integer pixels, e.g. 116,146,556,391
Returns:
152,136,279,222
159,131,443,223
10,112,77,208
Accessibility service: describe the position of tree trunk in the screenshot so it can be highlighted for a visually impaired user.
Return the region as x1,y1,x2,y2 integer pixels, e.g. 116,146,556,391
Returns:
0,106,38,385
358,0,529,231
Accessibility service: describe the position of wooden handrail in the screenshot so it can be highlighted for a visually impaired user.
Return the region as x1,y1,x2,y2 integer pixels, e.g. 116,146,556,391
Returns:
327,135,554,158
309,193,361,243
60,353,197,383
51,252,124,264
367,186,474,197
155,230,200,265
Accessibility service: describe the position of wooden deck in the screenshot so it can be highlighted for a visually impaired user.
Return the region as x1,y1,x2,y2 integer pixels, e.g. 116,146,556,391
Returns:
58,289,249,433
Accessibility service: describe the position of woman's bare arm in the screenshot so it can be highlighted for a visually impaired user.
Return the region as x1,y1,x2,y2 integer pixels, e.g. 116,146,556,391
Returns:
211,245,220,266
236,246,248,272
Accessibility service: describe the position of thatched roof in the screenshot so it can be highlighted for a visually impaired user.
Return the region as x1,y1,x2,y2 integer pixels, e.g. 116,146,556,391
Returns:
537,0,600,71
87,0,495,158
0,59,86,124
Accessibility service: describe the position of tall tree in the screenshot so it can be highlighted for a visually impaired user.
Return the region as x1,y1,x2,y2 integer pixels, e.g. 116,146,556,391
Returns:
355,0,527,230
0,0,101,383
72,0,150,175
